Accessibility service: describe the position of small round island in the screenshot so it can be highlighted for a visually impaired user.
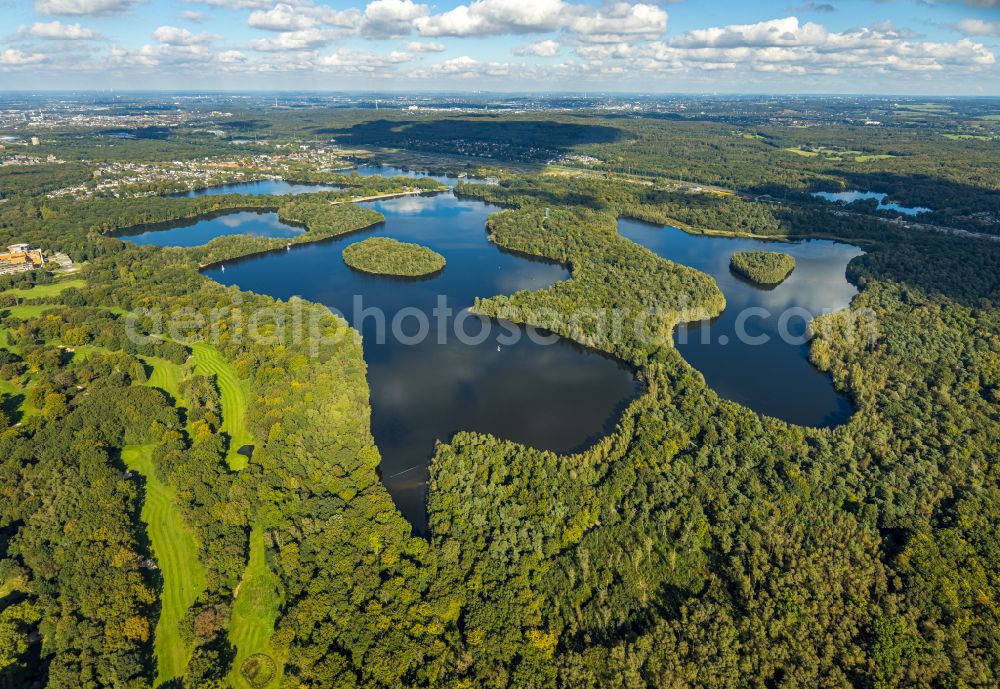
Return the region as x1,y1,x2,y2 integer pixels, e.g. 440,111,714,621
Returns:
343,237,446,278
730,250,796,286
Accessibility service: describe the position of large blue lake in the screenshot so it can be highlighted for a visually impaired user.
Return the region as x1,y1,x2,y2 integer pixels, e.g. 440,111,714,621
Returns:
133,191,641,531
125,183,865,527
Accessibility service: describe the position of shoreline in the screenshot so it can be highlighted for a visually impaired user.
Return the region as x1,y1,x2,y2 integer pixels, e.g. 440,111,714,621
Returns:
330,187,449,205
195,218,384,270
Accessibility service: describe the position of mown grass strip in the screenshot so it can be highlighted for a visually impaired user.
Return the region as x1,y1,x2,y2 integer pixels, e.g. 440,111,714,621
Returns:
0,278,85,301
143,355,187,406
191,341,252,470
121,444,208,686
228,525,284,689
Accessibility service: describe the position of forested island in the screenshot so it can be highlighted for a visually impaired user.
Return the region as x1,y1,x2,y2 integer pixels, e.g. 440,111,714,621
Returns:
0,96,997,689
729,250,796,285
342,237,446,277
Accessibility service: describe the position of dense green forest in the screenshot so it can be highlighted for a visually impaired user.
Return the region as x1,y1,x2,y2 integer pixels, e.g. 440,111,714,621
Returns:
342,238,446,277
729,251,796,285
312,111,1000,236
0,108,997,689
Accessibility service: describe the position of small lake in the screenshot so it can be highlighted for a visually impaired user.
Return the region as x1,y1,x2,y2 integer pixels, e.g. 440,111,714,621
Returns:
122,210,305,247
170,166,476,199
618,219,864,428
137,193,641,531
350,164,480,187
171,179,342,197
812,190,931,216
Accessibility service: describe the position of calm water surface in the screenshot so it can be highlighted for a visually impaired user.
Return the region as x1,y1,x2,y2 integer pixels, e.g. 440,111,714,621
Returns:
349,164,465,187
169,166,473,200
123,210,305,247
812,190,931,216
618,219,864,427
170,193,641,530
172,179,343,197
126,185,864,525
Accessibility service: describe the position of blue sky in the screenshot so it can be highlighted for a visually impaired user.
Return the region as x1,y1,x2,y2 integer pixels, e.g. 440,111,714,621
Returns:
1,0,998,93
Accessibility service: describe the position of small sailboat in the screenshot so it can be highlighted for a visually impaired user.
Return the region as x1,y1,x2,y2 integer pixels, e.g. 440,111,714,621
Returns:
220,264,225,272
497,345,501,352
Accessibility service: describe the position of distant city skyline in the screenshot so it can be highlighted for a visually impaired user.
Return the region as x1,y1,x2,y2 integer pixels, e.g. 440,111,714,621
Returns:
1,0,999,94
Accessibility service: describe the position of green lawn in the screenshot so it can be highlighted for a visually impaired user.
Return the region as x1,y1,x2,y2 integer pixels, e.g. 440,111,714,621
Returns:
0,377,31,420
942,133,991,141
122,444,208,686
783,146,818,157
191,342,252,470
144,355,189,405
0,278,85,301
782,147,895,163
227,525,284,689
139,350,264,685
3,304,58,319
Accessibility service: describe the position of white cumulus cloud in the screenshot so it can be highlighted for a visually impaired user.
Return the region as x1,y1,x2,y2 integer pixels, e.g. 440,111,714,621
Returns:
153,25,215,45
362,0,429,38
23,21,100,40
410,54,511,77
954,18,1000,37
414,0,666,42
0,49,48,67
572,17,996,78
247,1,360,37
182,0,272,8
514,39,561,57
405,41,446,52
217,49,248,63
252,28,337,51
248,4,317,31
34,0,142,15
566,2,668,43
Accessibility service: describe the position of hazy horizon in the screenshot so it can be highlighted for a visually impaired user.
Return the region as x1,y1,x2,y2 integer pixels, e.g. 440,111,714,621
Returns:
1,0,999,95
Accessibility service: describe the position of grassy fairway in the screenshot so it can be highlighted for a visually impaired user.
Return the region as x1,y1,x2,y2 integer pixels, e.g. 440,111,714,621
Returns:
191,342,253,470
0,278,85,301
122,444,208,686
3,304,58,319
144,355,188,405
228,525,284,688
0,377,32,420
